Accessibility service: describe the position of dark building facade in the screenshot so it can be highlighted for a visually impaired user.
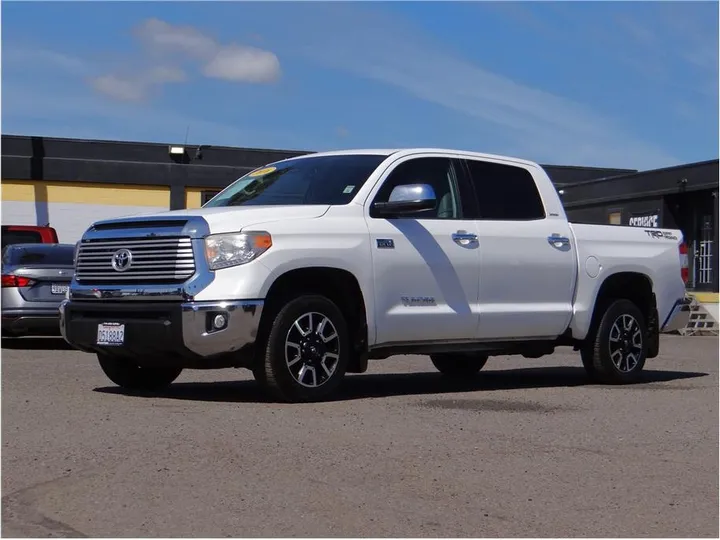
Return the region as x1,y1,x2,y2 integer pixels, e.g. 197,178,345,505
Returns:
2,134,718,293
561,160,719,293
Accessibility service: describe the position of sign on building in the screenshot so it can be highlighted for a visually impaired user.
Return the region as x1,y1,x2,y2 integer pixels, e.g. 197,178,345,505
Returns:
628,212,659,228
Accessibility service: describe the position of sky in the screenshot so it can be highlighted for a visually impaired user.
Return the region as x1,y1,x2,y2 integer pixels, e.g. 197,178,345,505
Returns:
1,1,718,170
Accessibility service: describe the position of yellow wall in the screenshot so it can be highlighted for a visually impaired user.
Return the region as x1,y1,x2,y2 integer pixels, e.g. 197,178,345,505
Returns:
689,292,719,303
1,180,170,207
185,188,204,209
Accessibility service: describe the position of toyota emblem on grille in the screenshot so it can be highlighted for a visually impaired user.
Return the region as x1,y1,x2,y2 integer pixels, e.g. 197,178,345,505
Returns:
111,248,133,272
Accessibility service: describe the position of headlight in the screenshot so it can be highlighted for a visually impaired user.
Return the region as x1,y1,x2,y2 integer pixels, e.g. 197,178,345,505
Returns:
204,231,272,270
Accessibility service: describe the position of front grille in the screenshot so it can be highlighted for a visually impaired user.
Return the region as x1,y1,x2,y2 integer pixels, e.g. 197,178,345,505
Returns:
75,236,196,283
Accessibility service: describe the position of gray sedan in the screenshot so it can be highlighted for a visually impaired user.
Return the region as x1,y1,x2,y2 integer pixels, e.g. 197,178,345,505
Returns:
1,243,76,338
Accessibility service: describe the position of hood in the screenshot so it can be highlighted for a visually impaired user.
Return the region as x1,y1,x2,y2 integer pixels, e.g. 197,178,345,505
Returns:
125,205,330,234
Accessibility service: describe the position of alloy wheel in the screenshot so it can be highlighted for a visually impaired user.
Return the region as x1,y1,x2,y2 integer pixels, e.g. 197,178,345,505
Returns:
608,313,643,373
284,312,341,388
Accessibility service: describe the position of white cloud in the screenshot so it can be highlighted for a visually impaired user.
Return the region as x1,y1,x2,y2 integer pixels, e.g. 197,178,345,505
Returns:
91,75,147,103
202,45,280,83
1,48,89,75
133,18,280,83
91,66,187,102
89,18,280,102
134,18,218,60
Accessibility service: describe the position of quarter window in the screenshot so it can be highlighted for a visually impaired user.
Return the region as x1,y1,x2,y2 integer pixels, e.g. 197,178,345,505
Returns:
464,159,546,220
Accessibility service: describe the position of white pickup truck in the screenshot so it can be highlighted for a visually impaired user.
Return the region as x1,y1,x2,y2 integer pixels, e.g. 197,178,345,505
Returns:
60,148,691,402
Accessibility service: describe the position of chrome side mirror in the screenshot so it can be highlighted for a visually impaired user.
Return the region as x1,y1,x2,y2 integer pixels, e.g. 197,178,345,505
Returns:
372,183,437,217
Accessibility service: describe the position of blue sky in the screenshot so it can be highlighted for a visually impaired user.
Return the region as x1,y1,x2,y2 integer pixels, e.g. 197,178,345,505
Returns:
2,1,718,170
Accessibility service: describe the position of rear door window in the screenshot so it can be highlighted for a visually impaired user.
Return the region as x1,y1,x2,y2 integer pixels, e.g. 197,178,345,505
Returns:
464,159,546,220
6,245,75,266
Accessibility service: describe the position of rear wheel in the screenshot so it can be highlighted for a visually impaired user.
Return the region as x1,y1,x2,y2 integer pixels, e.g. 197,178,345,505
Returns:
97,354,183,391
254,295,350,403
581,298,647,384
430,353,489,377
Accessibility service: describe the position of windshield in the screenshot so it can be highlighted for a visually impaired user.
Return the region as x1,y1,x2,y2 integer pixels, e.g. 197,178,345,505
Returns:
203,154,387,207
1,230,43,249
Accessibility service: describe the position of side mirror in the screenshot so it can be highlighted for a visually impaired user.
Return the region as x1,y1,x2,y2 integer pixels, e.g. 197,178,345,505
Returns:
372,184,437,217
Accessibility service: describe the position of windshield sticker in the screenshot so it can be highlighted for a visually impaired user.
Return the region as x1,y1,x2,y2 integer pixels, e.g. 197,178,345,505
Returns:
343,185,355,194
249,166,277,177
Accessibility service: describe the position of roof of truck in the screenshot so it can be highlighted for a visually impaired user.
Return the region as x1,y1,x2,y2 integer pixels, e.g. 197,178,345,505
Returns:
277,147,541,168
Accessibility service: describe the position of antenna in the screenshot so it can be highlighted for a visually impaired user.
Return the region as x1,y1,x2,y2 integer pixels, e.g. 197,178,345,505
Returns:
184,125,190,146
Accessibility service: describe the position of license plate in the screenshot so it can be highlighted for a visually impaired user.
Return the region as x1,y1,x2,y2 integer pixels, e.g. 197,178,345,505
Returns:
51,284,69,295
97,323,125,346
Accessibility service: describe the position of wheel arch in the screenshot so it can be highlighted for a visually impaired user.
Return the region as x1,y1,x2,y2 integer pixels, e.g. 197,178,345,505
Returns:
257,266,369,373
585,271,658,356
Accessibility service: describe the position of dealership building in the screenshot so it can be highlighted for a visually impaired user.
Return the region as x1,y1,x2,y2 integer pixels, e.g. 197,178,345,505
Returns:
2,134,718,314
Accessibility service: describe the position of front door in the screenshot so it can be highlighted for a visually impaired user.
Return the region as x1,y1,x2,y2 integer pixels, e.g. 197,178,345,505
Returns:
365,155,481,346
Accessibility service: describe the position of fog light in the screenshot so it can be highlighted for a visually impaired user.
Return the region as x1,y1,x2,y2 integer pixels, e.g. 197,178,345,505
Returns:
212,314,227,330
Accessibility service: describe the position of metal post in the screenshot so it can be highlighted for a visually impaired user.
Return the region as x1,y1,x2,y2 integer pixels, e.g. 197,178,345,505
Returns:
712,190,719,293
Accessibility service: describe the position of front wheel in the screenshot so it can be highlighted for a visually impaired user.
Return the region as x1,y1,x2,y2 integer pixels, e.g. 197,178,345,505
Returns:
255,295,350,403
430,353,489,377
97,354,183,391
581,298,648,384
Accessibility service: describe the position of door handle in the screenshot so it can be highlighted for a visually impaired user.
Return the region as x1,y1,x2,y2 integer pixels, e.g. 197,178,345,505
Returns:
547,234,571,250
452,232,478,245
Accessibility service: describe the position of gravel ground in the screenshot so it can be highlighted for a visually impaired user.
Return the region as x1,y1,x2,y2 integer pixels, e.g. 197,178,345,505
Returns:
1,335,718,538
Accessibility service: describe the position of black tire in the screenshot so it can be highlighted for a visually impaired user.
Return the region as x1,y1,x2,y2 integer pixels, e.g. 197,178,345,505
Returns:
97,354,183,391
255,295,350,403
430,353,489,377
580,298,647,384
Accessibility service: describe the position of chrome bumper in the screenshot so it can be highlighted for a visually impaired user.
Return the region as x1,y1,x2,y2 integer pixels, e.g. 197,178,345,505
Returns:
660,297,693,333
181,300,264,357
60,299,264,359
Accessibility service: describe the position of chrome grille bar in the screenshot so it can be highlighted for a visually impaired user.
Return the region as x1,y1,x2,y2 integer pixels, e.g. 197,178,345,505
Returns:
75,237,196,283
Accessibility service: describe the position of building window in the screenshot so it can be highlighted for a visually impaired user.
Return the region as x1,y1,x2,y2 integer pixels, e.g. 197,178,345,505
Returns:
608,211,622,225
201,190,221,205
697,214,714,286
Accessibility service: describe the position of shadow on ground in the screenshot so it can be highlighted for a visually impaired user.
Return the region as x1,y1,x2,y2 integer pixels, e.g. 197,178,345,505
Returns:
1,337,73,351
94,366,709,404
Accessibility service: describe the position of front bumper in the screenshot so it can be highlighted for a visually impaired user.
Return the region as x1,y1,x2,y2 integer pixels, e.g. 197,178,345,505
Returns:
59,299,264,367
660,296,693,333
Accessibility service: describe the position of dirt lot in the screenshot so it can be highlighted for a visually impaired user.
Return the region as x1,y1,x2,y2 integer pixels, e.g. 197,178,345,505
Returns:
1,335,718,537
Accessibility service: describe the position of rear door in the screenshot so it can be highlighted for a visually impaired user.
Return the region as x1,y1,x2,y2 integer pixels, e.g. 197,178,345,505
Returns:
463,158,577,340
